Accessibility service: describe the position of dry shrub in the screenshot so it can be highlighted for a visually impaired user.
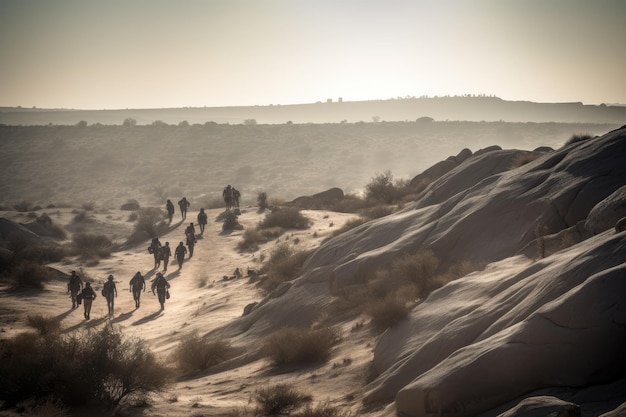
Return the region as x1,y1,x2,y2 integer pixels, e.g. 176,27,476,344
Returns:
0,325,170,409
15,244,66,264
27,314,62,336
255,384,312,416
257,191,269,210
9,261,57,289
331,193,369,213
565,133,593,146
262,326,339,367
71,210,91,224
174,331,232,374
238,228,267,251
389,249,440,298
260,243,310,292
360,205,395,220
134,207,165,237
13,200,34,212
223,211,242,231
71,233,113,258
366,294,410,334
259,207,311,230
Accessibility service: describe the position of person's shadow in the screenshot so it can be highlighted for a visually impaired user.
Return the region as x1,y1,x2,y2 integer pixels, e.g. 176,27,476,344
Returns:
131,310,164,326
110,311,134,324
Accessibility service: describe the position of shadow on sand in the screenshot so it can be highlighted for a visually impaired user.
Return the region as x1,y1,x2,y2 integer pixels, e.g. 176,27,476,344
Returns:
110,311,134,324
131,310,164,326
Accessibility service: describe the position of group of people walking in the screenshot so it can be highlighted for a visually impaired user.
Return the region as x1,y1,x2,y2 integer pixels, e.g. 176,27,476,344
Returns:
67,269,173,319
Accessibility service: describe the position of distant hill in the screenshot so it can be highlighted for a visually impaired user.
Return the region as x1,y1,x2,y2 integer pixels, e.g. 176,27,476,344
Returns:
1,96,625,126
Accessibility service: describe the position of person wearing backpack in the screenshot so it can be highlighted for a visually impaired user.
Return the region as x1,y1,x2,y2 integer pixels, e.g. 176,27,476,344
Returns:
166,199,175,224
102,274,118,316
67,270,83,309
129,271,146,308
80,282,97,320
161,242,172,272
178,197,190,220
175,241,187,269
197,208,208,234
151,272,170,310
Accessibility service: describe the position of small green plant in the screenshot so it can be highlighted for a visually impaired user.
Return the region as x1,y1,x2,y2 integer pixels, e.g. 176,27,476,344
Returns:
262,326,339,366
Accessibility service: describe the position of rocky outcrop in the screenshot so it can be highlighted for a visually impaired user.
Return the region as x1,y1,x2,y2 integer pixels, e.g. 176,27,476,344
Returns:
288,187,344,208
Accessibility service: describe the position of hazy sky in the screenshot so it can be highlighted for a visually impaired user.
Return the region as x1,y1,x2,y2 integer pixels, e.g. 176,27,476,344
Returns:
1,0,625,109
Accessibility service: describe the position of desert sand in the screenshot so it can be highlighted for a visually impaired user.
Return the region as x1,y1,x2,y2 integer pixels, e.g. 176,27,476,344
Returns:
1,123,625,417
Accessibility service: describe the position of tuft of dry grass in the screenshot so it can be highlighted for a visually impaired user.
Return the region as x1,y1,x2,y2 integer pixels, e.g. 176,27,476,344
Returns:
259,243,310,292
174,331,232,374
254,384,312,416
262,326,340,367
366,294,410,334
26,314,62,336
259,207,311,230
9,261,58,290
71,232,114,258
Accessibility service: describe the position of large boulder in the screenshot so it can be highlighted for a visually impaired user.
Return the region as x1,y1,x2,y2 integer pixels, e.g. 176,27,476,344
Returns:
288,187,344,208
584,185,626,235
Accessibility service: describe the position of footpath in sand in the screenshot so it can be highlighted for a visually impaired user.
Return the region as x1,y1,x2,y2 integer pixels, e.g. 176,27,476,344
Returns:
1,205,375,416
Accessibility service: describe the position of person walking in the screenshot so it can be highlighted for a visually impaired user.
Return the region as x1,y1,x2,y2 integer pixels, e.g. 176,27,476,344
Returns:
129,271,145,308
197,208,207,234
80,282,97,320
67,270,83,309
166,199,175,224
151,272,170,310
161,241,172,272
102,274,117,316
175,241,187,269
178,197,190,220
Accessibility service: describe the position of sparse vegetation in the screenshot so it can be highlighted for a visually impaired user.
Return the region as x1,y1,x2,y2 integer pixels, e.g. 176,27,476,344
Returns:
565,133,593,146
0,325,170,410
134,207,165,237
174,331,232,374
71,232,114,258
223,210,242,231
262,326,339,366
366,294,410,333
255,384,312,416
259,243,310,292
258,191,269,210
7,261,57,289
259,207,311,230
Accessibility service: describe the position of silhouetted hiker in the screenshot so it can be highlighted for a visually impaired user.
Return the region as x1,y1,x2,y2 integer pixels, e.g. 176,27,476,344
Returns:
67,270,83,309
151,272,170,310
178,197,190,220
185,222,196,237
102,274,117,316
166,199,175,224
232,187,241,209
197,208,207,234
149,237,162,268
80,282,96,320
223,185,233,210
175,241,187,269
161,241,172,271
129,271,145,308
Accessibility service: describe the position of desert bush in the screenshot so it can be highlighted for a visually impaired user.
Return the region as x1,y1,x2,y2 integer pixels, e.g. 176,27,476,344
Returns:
565,133,593,146
254,384,312,416
13,200,34,212
238,228,267,251
366,294,410,333
360,204,395,220
16,244,66,264
389,249,440,298
27,314,62,336
0,325,169,409
120,199,140,210
260,243,310,292
81,202,95,211
71,233,114,258
134,207,165,237
259,207,311,230
222,211,242,231
174,331,232,374
71,210,91,224
365,171,396,204
262,326,339,367
9,261,57,289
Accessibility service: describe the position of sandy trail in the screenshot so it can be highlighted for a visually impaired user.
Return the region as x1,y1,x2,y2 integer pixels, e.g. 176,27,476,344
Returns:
1,205,376,416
